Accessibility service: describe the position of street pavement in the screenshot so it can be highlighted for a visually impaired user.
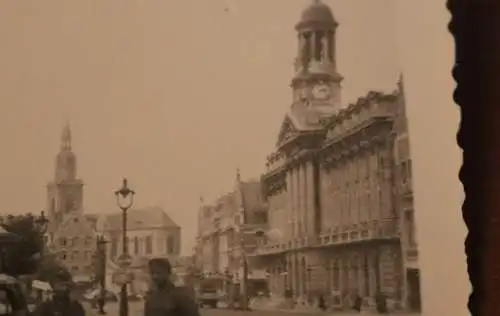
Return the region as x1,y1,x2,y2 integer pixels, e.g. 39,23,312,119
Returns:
83,301,420,316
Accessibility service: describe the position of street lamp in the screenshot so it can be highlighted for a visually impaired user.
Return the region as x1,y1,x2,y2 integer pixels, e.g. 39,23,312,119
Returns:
114,178,135,316
96,235,108,315
33,210,49,264
35,210,49,235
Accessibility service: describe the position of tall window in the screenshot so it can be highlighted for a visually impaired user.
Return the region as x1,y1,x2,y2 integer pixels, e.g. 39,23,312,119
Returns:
134,236,139,255
407,159,413,180
166,235,175,254
59,237,67,246
400,161,408,184
145,236,153,254
405,212,417,247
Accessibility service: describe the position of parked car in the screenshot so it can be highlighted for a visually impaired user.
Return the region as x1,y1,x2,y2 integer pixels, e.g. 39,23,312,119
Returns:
0,273,29,315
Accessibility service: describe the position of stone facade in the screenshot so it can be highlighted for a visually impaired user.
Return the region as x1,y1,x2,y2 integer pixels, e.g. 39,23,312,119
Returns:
251,1,420,312
194,171,267,282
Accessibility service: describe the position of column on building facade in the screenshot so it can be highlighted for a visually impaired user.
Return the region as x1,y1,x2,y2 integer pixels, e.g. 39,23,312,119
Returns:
393,250,404,302
291,166,297,239
368,250,377,297
322,167,330,230
290,254,297,296
331,258,339,293
298,256,305,298
296,165,302,237
285,256,291,291
306,162,315,236
294,166,301,237
286,170,294,240
299,164,307,236
325,167,334,230
339,257,346,295
274,264,282,296
359,254,368,297
310,32,316,60
347,256,355,294
342,254,351,294
378,246,396,296
292,166,299,239
272,266,277,295
378,146,392,220
370,150,379,222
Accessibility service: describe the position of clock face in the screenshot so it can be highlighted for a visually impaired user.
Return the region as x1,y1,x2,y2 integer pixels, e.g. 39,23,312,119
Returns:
312,83,332,100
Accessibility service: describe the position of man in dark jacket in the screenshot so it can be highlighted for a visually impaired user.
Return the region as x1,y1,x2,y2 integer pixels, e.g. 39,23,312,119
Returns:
144,258,200,316
33,269,85,316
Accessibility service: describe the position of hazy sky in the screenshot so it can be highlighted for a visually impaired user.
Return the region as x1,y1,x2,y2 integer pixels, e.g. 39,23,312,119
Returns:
0,0,399,254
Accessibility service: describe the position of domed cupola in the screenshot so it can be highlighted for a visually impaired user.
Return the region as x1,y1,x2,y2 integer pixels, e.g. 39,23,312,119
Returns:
296,0,337,30
290,0,343,113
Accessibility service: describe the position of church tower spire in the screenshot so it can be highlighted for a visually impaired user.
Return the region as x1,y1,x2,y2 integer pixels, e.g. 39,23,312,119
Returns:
55,123,77,182
47,123,84,228
61,121,72,151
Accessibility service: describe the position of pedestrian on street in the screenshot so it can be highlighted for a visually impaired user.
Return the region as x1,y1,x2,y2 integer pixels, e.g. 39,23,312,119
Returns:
144,258,200,316
32,269,85,316
375,291,388,314
318,294,326,311
352,292,362,312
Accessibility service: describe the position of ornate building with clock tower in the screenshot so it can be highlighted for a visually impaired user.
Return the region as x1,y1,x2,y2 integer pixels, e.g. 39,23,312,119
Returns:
253,0,419,312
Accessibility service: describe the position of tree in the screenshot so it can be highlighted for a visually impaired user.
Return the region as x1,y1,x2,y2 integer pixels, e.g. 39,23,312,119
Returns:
1,213,67,279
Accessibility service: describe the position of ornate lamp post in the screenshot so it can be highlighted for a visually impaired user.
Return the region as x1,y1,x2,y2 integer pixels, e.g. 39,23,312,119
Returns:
30,211,49,296
97,235,108,315
115,178,135,316
35,210,49,235
34,210,49,260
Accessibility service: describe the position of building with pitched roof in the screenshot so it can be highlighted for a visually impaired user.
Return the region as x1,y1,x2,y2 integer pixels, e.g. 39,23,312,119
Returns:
95,206,181,295
96,206,181,262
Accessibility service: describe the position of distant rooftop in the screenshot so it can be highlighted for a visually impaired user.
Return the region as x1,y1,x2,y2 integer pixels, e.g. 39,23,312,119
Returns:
96,206,179,231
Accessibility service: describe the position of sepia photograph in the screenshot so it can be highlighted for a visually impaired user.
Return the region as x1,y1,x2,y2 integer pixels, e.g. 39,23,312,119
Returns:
0,0,467,316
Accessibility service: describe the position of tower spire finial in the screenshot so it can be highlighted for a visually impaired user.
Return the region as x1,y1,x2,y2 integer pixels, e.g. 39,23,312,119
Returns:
61,121,72,151
236,168,241,183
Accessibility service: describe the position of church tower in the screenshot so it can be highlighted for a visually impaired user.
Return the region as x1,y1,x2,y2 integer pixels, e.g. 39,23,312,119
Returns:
291,0,343,113
46,123,84,227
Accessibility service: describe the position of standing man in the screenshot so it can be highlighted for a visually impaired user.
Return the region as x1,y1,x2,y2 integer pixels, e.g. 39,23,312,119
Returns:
144,258,199,316
33,269,85,316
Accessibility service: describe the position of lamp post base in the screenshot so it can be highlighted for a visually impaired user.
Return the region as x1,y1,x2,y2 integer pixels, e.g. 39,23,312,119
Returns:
119,285,128,316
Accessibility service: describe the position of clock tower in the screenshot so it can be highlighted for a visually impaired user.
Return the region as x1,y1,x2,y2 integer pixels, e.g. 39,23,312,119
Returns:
291,0,342,113
46,123,84,227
